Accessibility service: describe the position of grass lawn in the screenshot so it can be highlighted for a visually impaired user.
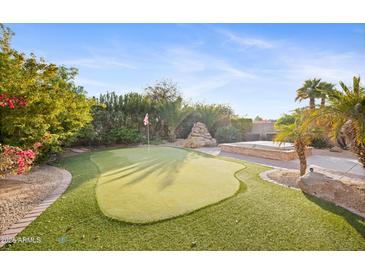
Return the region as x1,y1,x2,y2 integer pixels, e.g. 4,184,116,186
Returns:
94,147,242,223
2,146,365,250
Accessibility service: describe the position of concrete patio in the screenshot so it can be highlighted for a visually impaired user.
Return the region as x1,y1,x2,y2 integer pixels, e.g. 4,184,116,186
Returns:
195,146,365,179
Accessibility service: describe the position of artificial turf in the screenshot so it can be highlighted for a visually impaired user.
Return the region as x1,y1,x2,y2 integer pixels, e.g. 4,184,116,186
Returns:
2,147,365,250
93,147,242,223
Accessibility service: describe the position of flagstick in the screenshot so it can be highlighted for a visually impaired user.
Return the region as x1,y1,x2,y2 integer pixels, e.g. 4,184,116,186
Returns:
147,123,149,152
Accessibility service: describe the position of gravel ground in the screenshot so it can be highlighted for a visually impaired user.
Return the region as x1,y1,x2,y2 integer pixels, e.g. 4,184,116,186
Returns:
0,165,64,234
266,169,301,189
265,167,365,190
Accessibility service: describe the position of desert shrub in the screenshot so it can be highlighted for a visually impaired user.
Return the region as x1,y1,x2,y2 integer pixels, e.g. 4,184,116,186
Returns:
215,126,244,143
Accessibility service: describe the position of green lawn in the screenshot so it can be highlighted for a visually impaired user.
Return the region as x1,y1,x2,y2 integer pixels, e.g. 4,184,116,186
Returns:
2,146,365,250
94,147,242,223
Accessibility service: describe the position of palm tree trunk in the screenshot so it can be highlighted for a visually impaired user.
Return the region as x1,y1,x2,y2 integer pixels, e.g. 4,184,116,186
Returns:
355,143,365,168
320,97,325,107
343,120,365,168
168,132,176,143
309,97,315,109
295,140,307,176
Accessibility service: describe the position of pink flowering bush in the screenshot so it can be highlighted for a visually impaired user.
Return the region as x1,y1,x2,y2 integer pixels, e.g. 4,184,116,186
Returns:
0,142,41,177
0,93,28,109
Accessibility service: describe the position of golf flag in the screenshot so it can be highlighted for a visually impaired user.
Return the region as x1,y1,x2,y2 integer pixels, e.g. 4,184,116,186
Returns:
143,113,149,126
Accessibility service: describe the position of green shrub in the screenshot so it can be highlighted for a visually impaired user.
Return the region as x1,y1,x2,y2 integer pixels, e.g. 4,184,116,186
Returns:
311,137,331,149
0,26,95,156
215,126,244,143
231,117,252,133
110,128,142,144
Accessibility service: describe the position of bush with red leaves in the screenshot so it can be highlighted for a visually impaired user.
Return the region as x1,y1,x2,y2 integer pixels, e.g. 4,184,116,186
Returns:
0,142,42,177
0,93,28,109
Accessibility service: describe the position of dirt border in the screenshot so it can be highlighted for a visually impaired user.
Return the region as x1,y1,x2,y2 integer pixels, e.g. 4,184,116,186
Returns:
0,166,72,248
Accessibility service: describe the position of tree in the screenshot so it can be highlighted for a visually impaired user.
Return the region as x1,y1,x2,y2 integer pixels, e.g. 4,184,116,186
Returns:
275,110,321,175
159,97,192,142
295,78,322,109
145,79,181,103
317,81,336,107
194,103,233,136
276,113,296,126
254,115,263,121
0,24,95,156
314,76,365,167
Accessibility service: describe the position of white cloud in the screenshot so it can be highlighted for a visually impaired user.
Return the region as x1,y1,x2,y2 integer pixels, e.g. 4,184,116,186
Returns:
76,77,110,88
58,57,136,69
218,29,275,49
162,46,258,97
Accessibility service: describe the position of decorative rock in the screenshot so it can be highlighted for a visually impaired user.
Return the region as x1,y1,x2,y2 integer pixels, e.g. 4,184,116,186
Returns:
298,171,365,215
183,122,217,148
329,146,342,153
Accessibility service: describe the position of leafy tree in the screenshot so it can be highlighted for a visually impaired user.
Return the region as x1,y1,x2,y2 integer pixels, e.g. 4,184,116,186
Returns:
276,113,296,126
254,115,263,121
0,25,95,156
145,79,181,103
275,110,321,175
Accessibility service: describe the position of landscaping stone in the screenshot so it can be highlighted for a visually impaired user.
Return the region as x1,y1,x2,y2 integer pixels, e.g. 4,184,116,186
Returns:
330,146,343,153
183,122,217,148
299,171,365,216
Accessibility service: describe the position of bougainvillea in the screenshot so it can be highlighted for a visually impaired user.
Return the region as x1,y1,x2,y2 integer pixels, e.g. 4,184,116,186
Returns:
0,142,41,177
0,93,28,109
0,24,95,157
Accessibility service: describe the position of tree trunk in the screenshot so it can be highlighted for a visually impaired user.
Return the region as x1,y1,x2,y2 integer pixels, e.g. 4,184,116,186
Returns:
295,140,307,176
342,120,365,168
168,132,176,143
355,143,365,168
309,97,315,109
320,97,325,107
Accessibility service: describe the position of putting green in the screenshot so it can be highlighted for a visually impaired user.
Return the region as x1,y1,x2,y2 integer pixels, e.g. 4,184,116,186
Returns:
91,146,243,223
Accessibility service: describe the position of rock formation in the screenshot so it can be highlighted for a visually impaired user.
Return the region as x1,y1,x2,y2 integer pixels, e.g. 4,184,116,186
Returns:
299,171,365,216
183,122,217,148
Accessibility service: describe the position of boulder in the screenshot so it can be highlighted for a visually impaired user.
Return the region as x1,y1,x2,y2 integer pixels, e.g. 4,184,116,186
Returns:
298,171,365,215
183,122,217,148
329,146,342,153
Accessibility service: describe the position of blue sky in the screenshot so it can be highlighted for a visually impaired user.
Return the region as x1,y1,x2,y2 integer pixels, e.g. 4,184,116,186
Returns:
6,23,365,119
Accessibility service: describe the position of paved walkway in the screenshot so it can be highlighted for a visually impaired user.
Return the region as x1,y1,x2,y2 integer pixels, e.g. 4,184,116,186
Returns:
195,147,365,179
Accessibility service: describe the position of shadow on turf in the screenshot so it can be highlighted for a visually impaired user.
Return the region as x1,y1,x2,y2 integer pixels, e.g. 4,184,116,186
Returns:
304,193,365,240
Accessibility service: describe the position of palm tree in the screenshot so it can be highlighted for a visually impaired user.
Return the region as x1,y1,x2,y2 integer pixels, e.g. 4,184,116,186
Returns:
295,78,322,109
314,76,365,167
317,82,336,107
194,103,233,136
275,110,321,175
159,97,192,142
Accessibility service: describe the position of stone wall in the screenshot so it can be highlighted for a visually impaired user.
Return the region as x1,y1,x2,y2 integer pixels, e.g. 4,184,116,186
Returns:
299,171,365,216
219,143,312,161
247,122,278,141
